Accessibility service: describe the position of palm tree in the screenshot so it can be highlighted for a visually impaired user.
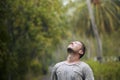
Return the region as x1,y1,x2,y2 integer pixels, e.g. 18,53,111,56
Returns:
63,0,120,62
87,0,102,62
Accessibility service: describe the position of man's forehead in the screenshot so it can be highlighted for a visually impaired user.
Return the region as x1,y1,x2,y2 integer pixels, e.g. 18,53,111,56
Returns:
72,41,82,45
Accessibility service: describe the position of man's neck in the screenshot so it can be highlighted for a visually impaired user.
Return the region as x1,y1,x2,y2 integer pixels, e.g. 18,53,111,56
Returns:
67,54,80,63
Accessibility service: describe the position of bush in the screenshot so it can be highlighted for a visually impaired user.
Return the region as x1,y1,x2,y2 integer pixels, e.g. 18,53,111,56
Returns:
86,60,120,80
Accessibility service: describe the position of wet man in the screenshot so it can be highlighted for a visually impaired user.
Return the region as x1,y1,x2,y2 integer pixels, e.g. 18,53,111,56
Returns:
51,41,94,80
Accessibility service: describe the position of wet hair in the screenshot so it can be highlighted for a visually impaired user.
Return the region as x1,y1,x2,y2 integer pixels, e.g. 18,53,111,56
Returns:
79,41,86,58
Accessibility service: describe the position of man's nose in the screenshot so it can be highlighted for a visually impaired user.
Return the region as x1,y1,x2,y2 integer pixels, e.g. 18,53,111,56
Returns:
69,42,74,46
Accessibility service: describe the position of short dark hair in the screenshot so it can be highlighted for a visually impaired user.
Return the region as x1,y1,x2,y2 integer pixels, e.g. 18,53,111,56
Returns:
79,41,86,58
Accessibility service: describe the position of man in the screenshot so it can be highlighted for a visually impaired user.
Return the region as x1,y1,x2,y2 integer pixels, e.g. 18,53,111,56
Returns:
51,41,94,80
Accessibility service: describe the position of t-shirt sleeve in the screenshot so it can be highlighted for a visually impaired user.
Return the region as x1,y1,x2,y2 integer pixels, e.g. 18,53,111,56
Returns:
82,64,94,80
51,66,57,80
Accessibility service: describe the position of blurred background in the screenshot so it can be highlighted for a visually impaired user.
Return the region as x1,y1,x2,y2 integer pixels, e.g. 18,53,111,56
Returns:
0,0,120,80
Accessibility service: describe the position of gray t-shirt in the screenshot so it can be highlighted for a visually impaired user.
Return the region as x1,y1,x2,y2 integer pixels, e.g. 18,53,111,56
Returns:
51,61,94,80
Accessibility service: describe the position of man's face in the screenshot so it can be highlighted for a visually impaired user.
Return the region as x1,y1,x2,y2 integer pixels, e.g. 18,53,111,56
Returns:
67,41,82,53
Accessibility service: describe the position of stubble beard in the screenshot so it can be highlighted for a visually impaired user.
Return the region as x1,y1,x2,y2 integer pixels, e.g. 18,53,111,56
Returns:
67,48,74,60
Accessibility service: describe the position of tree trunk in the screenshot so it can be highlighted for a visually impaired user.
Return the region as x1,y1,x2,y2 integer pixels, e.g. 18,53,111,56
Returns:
86,0,102,62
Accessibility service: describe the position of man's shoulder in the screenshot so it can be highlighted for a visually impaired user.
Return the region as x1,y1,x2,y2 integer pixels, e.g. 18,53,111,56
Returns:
80,61,89,66
80,61,94,80
78,61,91,69
79,61,93,73
54,61,65,68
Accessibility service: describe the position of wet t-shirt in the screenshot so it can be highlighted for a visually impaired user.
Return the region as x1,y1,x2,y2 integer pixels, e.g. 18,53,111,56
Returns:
51,61,94,80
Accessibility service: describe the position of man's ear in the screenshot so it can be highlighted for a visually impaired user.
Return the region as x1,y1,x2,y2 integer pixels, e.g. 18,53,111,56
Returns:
79,50,83,54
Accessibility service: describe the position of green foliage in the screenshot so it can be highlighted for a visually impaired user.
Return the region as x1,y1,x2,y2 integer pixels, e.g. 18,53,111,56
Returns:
87,60,120,80
0,0,68,80
102,30,120,57
0,0,120,80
